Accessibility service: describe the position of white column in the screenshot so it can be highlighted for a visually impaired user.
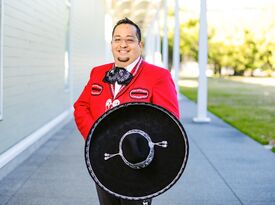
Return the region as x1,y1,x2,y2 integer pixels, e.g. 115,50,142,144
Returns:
193,0,211,123
145,29,153,63
145,33,150,61
162,0,168,69
154,16,162,67
104,14,113,62
145,21,155,64
172,0,180,93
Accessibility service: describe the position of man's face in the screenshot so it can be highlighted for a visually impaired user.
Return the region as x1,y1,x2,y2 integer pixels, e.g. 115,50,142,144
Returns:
111,24,142,67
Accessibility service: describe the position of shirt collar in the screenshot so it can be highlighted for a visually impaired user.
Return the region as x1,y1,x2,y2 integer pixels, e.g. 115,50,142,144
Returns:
115,56,141,72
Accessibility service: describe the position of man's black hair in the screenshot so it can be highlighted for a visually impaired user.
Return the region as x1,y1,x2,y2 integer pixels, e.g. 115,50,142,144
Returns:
112,17,142,42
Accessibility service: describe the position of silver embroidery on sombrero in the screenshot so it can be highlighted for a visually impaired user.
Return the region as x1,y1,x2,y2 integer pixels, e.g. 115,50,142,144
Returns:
104,129,168,169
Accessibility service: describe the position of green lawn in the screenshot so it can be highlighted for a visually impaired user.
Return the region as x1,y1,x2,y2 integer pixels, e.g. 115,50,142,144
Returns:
180,77,275,148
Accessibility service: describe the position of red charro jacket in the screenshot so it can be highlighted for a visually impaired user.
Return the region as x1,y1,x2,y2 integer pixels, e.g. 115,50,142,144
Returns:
74,59,179,140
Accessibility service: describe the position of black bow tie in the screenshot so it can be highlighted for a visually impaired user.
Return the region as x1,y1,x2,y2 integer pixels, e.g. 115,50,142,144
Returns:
103,67,133,85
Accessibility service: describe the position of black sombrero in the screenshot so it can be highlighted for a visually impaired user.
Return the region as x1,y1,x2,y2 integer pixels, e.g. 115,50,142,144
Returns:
84,102,189,200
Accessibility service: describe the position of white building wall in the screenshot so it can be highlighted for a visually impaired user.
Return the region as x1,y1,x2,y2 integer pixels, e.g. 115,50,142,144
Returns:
0,0,106,157
71,0,106,100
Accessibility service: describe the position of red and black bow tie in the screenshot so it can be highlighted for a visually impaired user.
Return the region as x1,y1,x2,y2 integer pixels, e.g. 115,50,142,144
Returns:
103,67,133,85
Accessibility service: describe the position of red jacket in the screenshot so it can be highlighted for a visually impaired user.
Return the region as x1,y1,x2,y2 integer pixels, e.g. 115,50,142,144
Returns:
74,59,179,140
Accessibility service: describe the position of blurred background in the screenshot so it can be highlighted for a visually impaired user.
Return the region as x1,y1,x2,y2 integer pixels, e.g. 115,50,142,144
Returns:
0,0,274,179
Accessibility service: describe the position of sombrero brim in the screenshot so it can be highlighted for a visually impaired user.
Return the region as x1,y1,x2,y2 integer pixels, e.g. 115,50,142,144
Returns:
85,102,189,200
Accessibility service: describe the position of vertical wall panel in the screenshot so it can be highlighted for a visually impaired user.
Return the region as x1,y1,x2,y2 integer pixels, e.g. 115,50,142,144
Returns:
71,0,106,100
0,0,3,120
0,0,106,154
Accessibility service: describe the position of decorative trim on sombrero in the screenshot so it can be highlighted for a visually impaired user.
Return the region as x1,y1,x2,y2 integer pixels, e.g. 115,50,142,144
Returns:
104,129,168,169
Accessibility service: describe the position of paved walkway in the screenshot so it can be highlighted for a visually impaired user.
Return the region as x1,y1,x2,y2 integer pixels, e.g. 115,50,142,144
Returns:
0,97,275,205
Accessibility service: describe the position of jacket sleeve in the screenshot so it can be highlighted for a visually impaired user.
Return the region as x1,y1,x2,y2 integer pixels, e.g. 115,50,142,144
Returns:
73,69,95,140
152,70,180,119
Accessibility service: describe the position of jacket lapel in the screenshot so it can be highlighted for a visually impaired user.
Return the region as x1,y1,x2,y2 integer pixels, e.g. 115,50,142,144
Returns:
105,64,115,99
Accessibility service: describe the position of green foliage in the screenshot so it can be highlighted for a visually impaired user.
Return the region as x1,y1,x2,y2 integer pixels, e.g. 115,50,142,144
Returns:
208,41,227,76
180,19,200,61
210,29,275,76
167,19,199,66
167,18,275,76
257,40,275,74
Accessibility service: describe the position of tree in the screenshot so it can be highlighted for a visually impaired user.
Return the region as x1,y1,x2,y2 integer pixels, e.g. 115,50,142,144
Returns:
208,38,228,76
180,19,200,61
165,18,275,76
167,19,199,66
257,40,275,76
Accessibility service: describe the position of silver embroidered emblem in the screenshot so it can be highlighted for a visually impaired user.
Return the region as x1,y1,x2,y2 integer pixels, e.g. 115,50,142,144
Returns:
105,99,120,111
105,99,112,111
112,99,120,107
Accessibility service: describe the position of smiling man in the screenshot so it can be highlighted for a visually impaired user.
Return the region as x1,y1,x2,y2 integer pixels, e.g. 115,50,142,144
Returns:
74,18,179,205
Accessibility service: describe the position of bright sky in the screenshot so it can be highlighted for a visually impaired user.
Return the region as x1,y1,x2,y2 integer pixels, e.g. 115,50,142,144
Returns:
179,0,275,10
173,0,275,42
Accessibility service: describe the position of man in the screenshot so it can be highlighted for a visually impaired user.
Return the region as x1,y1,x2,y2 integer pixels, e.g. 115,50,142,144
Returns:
74,18,179,205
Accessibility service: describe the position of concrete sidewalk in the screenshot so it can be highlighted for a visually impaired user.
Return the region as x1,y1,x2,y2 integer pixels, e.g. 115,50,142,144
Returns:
0,97,275,205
